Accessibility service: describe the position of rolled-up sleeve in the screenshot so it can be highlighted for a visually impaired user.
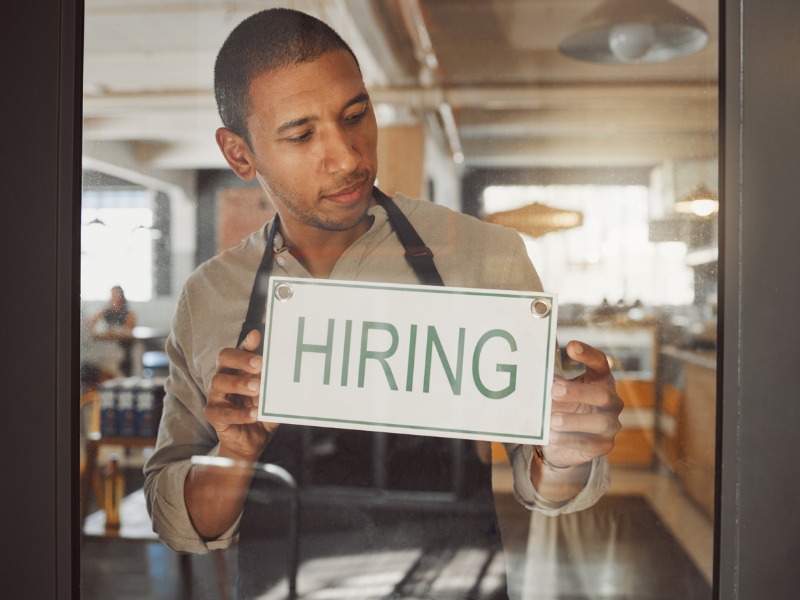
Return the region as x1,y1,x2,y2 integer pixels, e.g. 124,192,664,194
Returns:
143,293,241,554
505,444,610,515
145,457,241,553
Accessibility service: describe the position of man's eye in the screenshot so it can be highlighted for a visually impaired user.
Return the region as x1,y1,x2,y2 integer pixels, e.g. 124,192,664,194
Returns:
346,108,368,123
288,130,313,143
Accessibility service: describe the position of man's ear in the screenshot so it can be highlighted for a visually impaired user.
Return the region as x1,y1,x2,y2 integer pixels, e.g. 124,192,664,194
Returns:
215,127,257,181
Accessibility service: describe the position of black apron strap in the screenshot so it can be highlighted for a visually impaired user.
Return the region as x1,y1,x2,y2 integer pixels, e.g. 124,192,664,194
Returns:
237,188,444,349
236,213,281,350
373,188,445,287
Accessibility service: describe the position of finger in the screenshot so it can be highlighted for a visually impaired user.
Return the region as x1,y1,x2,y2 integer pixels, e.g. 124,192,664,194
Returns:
565,341,612,378
205,402,258,431
548,430,616,458
239,329,262,352
217,346,263,376
208,369,261,401
551,410,621,437
552,379,623,413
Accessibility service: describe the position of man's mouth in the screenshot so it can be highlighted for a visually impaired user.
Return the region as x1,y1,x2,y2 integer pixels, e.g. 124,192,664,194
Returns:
323,179,368,204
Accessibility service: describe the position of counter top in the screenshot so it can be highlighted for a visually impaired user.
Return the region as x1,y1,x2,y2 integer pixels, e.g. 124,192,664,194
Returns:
661,345,716,370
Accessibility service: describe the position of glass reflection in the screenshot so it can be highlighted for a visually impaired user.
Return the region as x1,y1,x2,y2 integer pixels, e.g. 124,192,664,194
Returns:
80,1,718,599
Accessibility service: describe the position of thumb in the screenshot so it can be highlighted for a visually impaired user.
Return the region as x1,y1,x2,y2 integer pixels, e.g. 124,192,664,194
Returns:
567,341,611,377
239,329,262,353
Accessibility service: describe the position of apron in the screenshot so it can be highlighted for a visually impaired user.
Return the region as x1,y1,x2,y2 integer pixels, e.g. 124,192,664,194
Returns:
235,188,509,599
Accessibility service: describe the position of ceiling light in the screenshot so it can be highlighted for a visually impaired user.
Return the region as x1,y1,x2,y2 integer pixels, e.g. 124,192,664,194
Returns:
674,183,719,217
484,202,584,238
559,0,709,64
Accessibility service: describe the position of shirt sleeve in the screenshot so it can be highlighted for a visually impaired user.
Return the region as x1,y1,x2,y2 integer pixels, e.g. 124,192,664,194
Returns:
142,292,241,554
505,444,610,515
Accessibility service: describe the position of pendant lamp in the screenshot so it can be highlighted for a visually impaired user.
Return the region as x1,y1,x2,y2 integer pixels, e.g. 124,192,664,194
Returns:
484,202,584,238
559,0,709,64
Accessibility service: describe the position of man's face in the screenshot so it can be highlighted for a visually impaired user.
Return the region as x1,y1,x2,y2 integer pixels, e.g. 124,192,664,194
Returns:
243,50,378,237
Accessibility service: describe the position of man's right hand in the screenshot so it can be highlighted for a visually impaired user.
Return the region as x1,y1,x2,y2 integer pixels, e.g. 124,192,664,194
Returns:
204,329,279,460
185,330,278,540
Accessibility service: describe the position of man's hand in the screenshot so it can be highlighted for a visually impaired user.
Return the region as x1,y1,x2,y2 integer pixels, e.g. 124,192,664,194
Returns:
542,340,623,469
185,330,279,540
204,329,279,461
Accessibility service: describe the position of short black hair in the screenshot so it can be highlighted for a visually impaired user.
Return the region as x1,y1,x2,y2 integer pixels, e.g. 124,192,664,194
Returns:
214,8,360,147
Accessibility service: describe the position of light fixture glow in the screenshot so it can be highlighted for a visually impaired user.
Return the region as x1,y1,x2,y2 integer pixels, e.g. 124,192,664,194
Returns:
675,199,717,217
674,184,719,217
559,0,709,65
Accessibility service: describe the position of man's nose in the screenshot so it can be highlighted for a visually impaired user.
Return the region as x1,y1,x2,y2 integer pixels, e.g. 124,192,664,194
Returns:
322,128,360,174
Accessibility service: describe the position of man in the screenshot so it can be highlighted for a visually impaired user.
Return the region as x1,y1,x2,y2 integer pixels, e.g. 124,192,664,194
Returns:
144,8,622,599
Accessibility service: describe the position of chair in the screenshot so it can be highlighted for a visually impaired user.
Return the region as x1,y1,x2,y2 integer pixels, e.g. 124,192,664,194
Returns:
80,389,101,436
191,456,300,599
79,378,161,525
79,389,103,512
81,432,157,526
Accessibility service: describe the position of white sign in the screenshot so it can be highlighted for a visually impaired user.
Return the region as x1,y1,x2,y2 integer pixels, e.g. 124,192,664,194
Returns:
258,277,558,445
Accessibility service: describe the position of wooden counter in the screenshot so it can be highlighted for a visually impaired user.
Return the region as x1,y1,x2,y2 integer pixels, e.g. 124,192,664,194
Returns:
659,346,717,520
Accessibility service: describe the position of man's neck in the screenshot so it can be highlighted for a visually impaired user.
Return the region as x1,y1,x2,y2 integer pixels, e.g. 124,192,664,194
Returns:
279,215,373,279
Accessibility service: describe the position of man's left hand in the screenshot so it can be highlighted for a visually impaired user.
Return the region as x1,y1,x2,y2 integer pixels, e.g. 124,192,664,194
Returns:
542,341,623,468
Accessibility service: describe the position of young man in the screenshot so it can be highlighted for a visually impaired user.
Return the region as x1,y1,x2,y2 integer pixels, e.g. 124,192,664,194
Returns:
144,8,622,599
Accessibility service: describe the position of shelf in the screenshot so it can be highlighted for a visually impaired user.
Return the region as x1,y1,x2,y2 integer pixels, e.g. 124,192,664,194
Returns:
685,246,718,266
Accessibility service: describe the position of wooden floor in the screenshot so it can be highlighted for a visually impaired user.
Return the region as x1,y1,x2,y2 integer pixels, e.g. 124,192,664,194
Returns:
80,465,713,599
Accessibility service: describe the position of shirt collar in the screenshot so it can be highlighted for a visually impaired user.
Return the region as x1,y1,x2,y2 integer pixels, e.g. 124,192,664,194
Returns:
267,202,390,254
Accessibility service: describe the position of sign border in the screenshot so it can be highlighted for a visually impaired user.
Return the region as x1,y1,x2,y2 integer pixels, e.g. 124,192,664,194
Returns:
260,277,556,443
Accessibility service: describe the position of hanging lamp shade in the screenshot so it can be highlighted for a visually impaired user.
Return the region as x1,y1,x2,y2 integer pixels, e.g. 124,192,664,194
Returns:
559,0,709,64
484,202,583,238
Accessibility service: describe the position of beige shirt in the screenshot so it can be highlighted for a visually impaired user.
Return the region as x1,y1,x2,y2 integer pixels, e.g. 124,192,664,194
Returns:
144,193,609,553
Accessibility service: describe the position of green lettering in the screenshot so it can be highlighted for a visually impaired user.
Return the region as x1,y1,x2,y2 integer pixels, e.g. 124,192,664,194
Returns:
472,329,517,399
406,324,417,392
341,319,353,386
294,317,334,385
358,321,399,390
424,326,465,395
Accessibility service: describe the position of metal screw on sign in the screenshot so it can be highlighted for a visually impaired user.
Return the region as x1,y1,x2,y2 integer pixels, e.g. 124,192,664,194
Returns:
531,298,552,318
274,282,294,302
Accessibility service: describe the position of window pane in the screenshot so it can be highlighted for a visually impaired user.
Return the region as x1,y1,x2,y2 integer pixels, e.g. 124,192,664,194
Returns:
484,184,696,305
81,2,718,599
81,188,155,302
